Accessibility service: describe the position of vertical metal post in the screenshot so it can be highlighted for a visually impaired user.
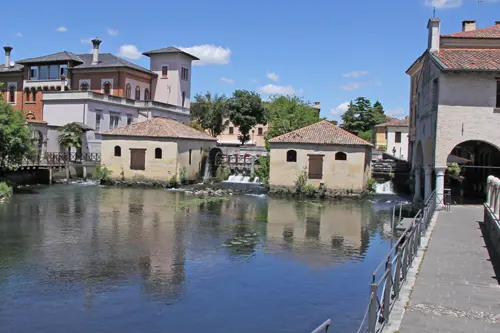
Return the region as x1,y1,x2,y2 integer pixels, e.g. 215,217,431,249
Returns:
383,261,393,324
398,202,403,223
368,283,378,333
394,247,402,299
392,205,396,229
402,243,408,280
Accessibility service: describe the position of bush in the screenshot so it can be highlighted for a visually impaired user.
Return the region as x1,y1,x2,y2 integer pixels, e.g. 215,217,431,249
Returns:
180,167,188,184
215,166,231,182
367,178,377,193
294,169,308,193
168,176,178,188
94,164,112,182
377,145,387,151
446,162,461,178
302,184,317,197
0,181,12,199
254,156,270,186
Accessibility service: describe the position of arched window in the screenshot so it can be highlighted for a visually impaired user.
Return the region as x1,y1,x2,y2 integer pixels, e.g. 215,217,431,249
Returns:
155,148,162,159
144,88,150,101
114,146,121,157
80,82,89,91
103,81,111,95
25,89,30,101
26,112,35,120
8,85,15,103
125,83,131,98
135,86,140,100
286,150,297,162
335,152,347,161
31,88,37,102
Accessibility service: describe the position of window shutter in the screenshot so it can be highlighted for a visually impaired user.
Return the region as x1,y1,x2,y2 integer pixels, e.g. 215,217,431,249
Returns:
308,155,323,180
130,149,146,170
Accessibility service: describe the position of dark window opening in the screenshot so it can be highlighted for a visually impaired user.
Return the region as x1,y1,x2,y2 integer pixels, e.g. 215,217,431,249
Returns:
80,82,89,91
114,146,121,157
144,88,150,101
229,127,234,134
103,82,111,95
135,86,140,100
162,65,168,78
335,152,347,161
395,132,402,143
257,127,263,136
308,155,323,180
130,149,146,170
31,88,36,102
189,149,192,165
286,150,297,162
496,81,500,108
182,91,186,107
8,85,15,103
155,148,162,159
125,84,131,98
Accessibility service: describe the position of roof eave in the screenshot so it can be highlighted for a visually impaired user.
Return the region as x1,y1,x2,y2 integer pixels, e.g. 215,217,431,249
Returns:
102,133,217,141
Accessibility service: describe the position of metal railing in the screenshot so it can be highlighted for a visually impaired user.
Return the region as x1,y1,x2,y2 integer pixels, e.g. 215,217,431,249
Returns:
20,152,101,167
484,176,500,256
309,319,331,333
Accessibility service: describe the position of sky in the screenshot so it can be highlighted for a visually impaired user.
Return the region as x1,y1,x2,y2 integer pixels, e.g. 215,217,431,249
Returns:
1,0,500,122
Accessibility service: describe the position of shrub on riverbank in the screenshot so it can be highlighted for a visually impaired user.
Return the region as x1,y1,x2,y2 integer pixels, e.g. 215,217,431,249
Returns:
269,185,363,199
0,181,12,200
93,164,113,182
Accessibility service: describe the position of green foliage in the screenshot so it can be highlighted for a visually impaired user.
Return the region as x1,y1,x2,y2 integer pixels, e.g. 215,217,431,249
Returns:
358,130,373,143
367,178,377,193
180,167,188,184
0,181,13,199
229,90,266,145
254,155,270,186
188,120,205,132
93,164,113,182
301,184,317,197
340,97,387,136
215,166,231,182
168,176,179,188
58,123,83,154
190,92,230,137
294,169,308,193
446,162,461,178
265,95,320,150
377,145,387,151
0,100,34,168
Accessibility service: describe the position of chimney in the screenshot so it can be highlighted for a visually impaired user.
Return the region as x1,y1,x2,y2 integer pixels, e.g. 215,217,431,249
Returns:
3,45,12,68
91,38,102,65
462,20,476,32
313,101,321,115
427,18,440,53
496,21,500,26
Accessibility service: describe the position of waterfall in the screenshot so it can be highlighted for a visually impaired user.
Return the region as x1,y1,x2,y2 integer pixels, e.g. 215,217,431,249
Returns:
225,174,261,184
374,180,394,194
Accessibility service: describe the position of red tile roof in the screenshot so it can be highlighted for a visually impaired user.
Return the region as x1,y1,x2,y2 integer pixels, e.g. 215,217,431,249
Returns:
443,24,500,38
375,117,409,128
103,117,217,141
434,48,500,70
269,120,372,146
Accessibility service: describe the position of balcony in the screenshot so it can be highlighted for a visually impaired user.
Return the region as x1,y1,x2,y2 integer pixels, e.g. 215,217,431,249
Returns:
24,79,70,91
42,91,189,115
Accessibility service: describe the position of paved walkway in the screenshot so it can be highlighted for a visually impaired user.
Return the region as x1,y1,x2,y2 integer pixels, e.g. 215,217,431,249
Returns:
399,206,500,333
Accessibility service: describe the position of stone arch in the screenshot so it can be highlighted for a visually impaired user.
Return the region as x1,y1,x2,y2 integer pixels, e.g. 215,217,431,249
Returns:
207,147,223,178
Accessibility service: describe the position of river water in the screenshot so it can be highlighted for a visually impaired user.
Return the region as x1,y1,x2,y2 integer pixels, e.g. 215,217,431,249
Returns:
0,185,397,333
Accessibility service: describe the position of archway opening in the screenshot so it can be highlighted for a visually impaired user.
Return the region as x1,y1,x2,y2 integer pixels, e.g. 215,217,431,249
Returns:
208,148,223,177
446,140,500,202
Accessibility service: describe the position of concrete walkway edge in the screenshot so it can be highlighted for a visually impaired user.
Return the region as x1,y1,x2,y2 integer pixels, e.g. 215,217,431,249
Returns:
381,210,441,333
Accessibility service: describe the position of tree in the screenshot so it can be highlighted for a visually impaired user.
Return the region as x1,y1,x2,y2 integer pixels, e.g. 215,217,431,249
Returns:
265,95,320,150
0,99,34,170
372,101,387,125
58,123,83,155
340,97,388,142
229,90,266,145
190,92,230,137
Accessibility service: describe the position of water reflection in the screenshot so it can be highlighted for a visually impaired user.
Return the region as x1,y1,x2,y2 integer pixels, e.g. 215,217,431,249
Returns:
0,186,395,333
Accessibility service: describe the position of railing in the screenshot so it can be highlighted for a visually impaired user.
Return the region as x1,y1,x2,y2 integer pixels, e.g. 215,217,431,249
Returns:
20,152,101,167
309,319,331,333
484,176,500,257
355,190,438,333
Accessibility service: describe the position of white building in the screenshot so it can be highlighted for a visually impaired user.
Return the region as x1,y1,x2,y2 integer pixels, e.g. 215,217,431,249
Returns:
373,118,409,160
407,19,500,205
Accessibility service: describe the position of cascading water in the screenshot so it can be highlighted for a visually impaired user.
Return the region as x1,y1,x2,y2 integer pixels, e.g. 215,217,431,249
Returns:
374,180,395,194
225,174,261,184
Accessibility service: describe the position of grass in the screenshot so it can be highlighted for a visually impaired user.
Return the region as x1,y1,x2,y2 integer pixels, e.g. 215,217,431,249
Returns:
0,181,13,200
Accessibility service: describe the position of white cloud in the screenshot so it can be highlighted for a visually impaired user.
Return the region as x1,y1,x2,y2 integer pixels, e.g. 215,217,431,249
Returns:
267,72,279,81
177,44,231,65
342,70,369,78
424,0,462,8
56,26,68,32
15,32,23,37
107,28,119,36
80,38,92,44
117,45,142,60
220,77,234,84
257,84,301,95
386,108,408,117
340,80,381,91
329,102,350,120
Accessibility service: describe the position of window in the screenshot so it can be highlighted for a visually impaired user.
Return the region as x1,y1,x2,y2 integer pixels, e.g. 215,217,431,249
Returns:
286,150,297,162
31,88,36,102
125,84,131,98
60,65,67,77
189,149,192,165
308,155,324,180
395,132,402,143
127,116,133,125
144,88,150,101
95,113,102,133
103,81,111,95
229,127,234,134
181,67,189,80
26,112,35,120
109,114,119,130
335,152,347,161
497,81,500,108
161,65,168,78
257,127,263,136
135,86,140,100
155,148,162,159
114,146,121,157
80,82,89,91
130,149,146,170
30,66,38,80
182,91,186,107
8,85,15,103
39,66,49,80
49,65,59,80
25,90,30,101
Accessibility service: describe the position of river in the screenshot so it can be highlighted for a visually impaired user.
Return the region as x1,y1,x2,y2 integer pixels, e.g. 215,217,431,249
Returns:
0,185,397,333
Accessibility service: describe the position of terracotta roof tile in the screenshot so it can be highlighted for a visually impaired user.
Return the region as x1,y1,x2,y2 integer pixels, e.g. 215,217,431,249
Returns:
434,48,500,70
443,24,500,38
102,117,217,141
375,117,409,127
269,120,372,146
